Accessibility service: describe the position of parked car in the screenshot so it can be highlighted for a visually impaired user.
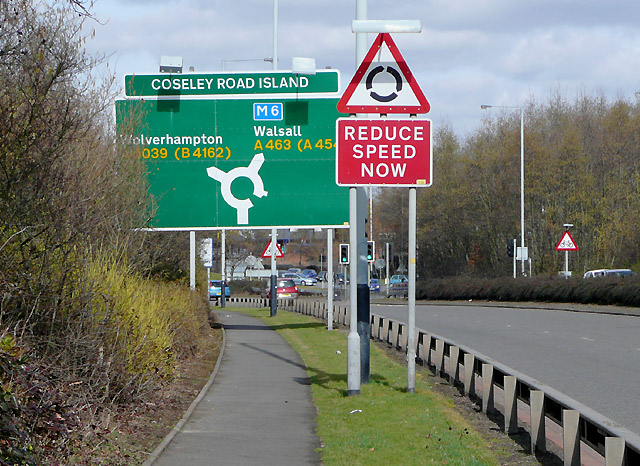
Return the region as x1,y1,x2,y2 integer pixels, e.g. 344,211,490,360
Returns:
301,268,317,278
334,273,347,285
390,274,408,284
260,279,298,299
369,278,380,293
316,271,327,282
282,272,317,286
209,280,230,301
287,268,302,274
583,269,608,278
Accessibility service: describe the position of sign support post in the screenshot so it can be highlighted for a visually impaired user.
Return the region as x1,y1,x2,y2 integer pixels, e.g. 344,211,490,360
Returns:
513,238,517,279
221,230,226,308
353,0,369,388
340,15,429,395
270,228,277,317
327,228,334,331
190,231,196,291
347,188,361,395
407,187,417,393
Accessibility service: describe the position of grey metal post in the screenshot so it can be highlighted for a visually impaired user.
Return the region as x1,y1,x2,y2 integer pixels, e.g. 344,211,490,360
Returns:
347,188,360,395
221,230,226,308
407,187,417,393
327,228,334,330
355,0,370,386
272,0,278,70
520,107,525,276
385,242,390,295
190,231,196,290
270,228,277,317
513,238,517,279
565,250,569,278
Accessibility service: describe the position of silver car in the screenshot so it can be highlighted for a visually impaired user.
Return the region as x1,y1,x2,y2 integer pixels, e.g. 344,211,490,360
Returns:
282,272,317,286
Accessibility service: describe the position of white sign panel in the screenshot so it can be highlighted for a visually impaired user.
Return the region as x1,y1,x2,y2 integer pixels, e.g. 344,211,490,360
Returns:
199,238,213,267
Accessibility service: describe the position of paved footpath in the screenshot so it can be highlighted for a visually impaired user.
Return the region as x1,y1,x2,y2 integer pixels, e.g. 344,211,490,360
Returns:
152,310,320,466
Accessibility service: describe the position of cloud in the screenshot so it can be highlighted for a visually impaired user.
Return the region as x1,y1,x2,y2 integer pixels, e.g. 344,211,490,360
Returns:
84,0,640,137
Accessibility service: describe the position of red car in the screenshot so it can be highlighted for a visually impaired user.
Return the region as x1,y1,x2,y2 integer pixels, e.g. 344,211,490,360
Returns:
260,279,298,299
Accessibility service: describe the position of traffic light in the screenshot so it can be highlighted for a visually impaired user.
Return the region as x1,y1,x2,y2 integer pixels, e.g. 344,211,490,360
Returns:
507,238,515,257
340,244,349,264
366,241,375,262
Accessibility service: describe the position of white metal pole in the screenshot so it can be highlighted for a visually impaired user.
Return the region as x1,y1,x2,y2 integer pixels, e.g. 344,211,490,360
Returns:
221,230,226,281
272,0,278,70
565,250,569,277
386,242,390,295
408,188,417,393
354,0,371,388
190,231,196,290
270,228,277,316
347,187,361,395
520,108,525,276
327,228,334,330
513,238,517,279
369,187,373,240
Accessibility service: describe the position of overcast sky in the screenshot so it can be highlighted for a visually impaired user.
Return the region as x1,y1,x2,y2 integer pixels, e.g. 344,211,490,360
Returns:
85,0,640,137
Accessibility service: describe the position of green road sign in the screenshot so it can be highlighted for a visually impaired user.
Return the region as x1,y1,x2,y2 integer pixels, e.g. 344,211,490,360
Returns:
116,74,348,229
124,70,340,98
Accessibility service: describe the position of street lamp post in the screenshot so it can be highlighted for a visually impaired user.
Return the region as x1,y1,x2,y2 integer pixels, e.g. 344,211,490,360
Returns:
481,104,525,276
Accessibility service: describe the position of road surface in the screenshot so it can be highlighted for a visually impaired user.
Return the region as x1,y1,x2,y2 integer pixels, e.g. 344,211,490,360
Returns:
372,302,640,436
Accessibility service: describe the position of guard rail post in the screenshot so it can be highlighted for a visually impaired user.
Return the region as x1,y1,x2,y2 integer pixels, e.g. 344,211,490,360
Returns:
605,437,625,466
504,376,518,434
482,363,495,414
434,339,445,376
464,353,475,397
563,409,581,466
448,345,460,385
530,390,546,453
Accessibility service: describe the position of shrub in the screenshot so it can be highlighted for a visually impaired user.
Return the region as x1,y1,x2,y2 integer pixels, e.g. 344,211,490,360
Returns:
416,275,640,307
83,252,209,402
0,334,74,465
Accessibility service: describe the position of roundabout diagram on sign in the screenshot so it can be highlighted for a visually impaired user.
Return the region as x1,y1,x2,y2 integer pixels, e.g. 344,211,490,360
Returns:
206,153,268,225
366,65,403,103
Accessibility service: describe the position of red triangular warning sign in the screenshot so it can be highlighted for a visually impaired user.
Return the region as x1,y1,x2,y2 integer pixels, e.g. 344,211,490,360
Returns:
261,240,284,258
555,231,578,251
337,33,430,114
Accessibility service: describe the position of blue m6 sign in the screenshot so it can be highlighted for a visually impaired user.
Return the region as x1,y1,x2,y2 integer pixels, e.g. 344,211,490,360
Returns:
116,70,349,230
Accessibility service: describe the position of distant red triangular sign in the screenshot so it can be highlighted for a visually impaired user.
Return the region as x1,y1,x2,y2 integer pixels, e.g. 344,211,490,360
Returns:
261,240,284,258
337,33,430,114
555,231,578,251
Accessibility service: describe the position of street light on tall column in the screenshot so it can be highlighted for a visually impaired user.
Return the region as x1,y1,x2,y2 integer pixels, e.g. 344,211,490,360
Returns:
481,104,525,276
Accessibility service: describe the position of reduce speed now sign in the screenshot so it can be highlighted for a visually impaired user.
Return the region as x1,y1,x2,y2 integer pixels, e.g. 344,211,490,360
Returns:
335,118,432,187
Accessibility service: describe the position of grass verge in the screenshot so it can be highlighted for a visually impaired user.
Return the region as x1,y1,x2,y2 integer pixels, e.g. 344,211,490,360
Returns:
233,307,500,466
